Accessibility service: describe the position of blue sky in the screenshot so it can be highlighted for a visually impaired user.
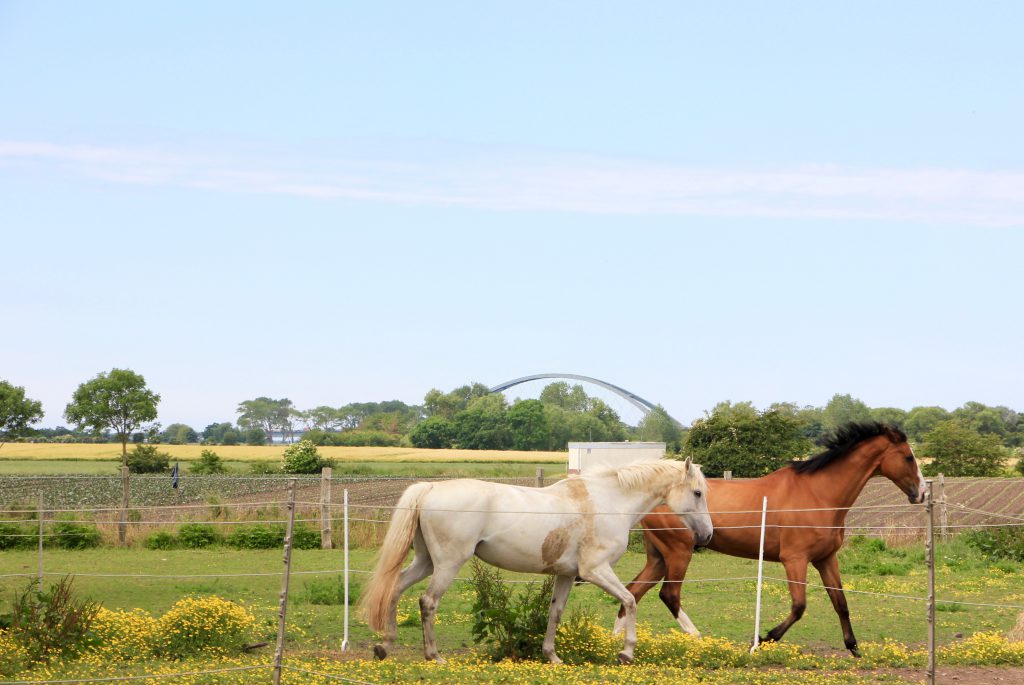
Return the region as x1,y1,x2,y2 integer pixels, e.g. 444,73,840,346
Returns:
1,2,1021,430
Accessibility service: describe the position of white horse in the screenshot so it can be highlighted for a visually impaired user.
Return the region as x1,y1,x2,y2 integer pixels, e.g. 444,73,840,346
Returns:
360,457,712,665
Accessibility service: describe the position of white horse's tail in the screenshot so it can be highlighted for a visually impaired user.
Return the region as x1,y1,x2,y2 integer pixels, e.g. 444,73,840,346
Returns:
360,482,433,631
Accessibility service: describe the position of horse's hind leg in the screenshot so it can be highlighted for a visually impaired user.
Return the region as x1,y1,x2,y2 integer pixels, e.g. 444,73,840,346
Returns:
658,535,699,636
375,529,433,660
762,559,808,644
813,554,859,656
542,575,575,664
415,557,468,663
615,548,664,634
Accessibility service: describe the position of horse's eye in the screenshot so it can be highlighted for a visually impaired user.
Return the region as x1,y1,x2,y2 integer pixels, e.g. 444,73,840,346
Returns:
905,455,914,462
694,490,703,498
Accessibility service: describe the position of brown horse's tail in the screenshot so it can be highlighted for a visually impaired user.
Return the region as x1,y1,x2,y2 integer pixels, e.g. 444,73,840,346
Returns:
360,482,433,632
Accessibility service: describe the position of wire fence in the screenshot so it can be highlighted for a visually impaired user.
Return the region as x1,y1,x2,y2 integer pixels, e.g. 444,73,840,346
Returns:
3,472,1024,685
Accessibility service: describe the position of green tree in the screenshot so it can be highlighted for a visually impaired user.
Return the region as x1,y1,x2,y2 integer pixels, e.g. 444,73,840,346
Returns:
921,420,1007,477
454,395,511,449
821,394,871,432
161,423,198,444
506,399,551,451
539,382,589,412
409,416,456,448
636,405,684,452
242,427,267,446
685,403,812,477
0,380,44,439
64,369,160,465
126,444,170,473
870,407,908,427
237,397,292,444
189,449,227,474
202,422,235,444
904,406,952,443
423,383,490,420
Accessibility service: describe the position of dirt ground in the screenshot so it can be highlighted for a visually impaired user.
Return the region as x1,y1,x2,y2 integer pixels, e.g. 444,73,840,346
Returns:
891,666,1024,684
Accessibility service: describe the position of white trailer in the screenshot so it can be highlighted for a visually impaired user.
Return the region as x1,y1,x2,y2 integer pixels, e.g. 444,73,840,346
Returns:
567,441,666,475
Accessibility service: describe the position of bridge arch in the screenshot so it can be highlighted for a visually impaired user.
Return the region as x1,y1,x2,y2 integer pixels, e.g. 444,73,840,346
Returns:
488,373,680,425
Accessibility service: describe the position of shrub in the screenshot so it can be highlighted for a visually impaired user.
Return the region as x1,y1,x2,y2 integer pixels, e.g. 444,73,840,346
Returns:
225,523,318,550
685,404,812,477
248,461,281,474
469,559,554,661
144,530,177,550
8,577,99,664
153,596,256,657
127,444,171,474
329,430,402,447
292,524,321,550
189,449,227,474
0,523,35,551
410,417,456,449
282,439,333,474
52,521,102,550
921,420,1007,477
178,523,219,549
301,575,360,605
85,607,158,662
962,526,1024,562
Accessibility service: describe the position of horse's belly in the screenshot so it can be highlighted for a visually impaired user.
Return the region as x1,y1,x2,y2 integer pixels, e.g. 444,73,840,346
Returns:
474,536,578,576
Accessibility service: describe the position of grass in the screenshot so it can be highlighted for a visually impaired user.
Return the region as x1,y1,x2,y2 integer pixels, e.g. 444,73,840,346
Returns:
0,443,568,463
2,537,1021,658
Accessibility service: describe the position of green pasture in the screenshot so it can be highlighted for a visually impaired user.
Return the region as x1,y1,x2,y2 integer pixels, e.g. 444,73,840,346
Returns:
2,537,1020,659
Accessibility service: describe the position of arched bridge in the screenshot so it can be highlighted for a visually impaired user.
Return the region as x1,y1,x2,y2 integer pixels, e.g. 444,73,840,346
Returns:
488,373,681,425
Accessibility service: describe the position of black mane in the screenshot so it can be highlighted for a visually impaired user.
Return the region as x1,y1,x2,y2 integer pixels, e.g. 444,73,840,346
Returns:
789,421,907,474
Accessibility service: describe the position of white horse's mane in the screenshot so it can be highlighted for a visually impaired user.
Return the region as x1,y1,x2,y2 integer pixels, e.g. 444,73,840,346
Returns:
593,458,704,492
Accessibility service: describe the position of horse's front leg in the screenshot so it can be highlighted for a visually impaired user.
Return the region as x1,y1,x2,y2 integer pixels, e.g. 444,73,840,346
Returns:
543,575,575,664
581,563,638,664
762,558,808,644
615,538,665,634
813,554,859,656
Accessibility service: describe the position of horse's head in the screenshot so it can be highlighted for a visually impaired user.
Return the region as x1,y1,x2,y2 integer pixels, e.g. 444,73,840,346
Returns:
667,456,713,546
874,426,926,504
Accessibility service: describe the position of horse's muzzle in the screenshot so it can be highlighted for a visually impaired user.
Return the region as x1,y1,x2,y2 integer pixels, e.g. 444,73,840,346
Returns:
908,490,925,504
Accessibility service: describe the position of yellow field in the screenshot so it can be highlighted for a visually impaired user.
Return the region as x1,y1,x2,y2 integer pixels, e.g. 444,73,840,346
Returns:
0,442,567,463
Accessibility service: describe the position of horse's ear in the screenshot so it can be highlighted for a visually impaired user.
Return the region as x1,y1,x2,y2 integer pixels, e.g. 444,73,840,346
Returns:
683,456,693,473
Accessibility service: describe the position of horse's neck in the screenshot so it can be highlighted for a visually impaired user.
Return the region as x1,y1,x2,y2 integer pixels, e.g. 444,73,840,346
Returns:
592,475,671,521
805,439,886,513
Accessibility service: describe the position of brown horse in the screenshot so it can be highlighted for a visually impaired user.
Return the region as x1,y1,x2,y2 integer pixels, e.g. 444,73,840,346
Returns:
615,422,925,656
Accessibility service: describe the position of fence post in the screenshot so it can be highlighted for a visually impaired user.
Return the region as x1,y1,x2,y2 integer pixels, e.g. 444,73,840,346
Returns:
321,467,333,549
937,473,948,539
37,493,44,585
535,467,544,488
724,470,733,480
342,488,350,652
751,496,768,653
272,479,297,685
118,466,130,546
925,480,936,685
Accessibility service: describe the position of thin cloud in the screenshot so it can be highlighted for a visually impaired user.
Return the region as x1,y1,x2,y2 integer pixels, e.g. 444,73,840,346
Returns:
1,139,1022,226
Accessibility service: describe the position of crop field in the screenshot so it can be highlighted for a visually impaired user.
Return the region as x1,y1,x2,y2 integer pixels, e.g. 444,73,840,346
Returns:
0,442,568,463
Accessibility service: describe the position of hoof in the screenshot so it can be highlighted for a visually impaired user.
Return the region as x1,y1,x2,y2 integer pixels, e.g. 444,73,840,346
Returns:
426,654,447,664
373,644,387,661
545,653,563,665
849,645,861,658
617,651,634,665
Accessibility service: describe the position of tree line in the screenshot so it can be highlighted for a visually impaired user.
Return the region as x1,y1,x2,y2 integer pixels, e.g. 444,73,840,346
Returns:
1,372,1021,477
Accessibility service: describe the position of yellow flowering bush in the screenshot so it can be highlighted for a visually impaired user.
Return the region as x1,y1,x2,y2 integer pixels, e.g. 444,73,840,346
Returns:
0,629,29,676
940,631,1024,665
82,607,159,663
857,638,925,667
153,596,257,657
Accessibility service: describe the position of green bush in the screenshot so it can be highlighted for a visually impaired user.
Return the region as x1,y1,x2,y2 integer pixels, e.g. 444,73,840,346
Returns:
8,577,99,664
189,449,227,474
126,444,171,474
0,523,36,551
225,523,319,550
410,417,455,449
51,521,102,550
153,596,256,657
921,420,1007,477
300,575,359,605
178,524,219,549
469,559,554,661
248,461,280,475
144,530,177,550
292,525,320,550
327,430,402,447
282,440,333,474
962,527,1024,562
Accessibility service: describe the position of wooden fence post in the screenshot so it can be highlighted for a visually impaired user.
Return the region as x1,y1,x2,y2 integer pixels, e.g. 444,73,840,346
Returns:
320,467,333,549
535,467,544,488
37,493,44,585
118,466,130,546
272,479,297,685
724,471,733,480
926,480,936,685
